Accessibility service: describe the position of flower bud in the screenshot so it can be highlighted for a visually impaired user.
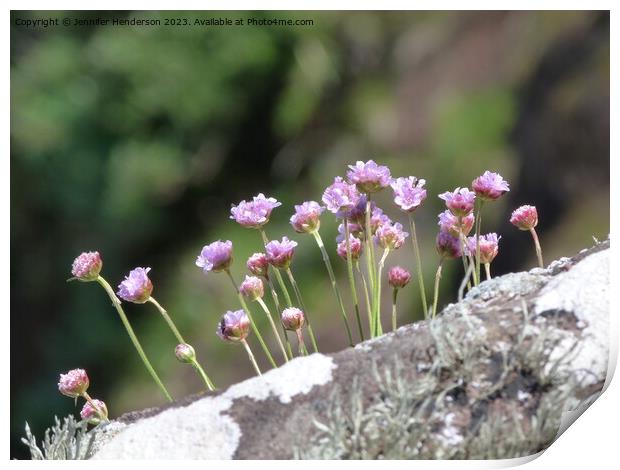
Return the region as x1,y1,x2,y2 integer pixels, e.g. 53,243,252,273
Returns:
247,252,269,277
80,399,108,424
281,307,305,331
388,266,411,289
510,205,538,230
472,171,510,201
117,267,153,303
71,251,102,281
239,275,264,301
58,368,89,398
175,343,196,363
337,234,363,261
216,310,250,342
290,201,324,233
436,231,462,259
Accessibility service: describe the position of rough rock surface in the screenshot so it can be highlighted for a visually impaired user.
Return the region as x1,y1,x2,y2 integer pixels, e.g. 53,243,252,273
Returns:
92,240,610,459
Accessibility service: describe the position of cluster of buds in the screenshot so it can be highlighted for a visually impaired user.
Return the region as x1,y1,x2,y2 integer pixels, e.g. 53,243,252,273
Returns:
58,368,108,425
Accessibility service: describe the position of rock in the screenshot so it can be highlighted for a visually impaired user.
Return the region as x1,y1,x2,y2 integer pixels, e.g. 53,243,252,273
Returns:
92,240,610,459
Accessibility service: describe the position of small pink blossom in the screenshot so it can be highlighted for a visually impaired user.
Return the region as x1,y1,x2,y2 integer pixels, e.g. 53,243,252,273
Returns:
436,231,462,259
337,234,363,261
80,399,108,422
71,252,102,281
230,193,281,228
239,275,264,301
281,307,305,331
265,237,298,269
388,266,412,289
290,201,324,233
58,368,89,398
466,233,501,264
346,160,392,193
247,252,269,277
510,205,538,230
216,310,250,342
375,222,408,250
117,267,153,303
472,171,510,201
390,176,427,212
438,187,476,217
437,210,474,237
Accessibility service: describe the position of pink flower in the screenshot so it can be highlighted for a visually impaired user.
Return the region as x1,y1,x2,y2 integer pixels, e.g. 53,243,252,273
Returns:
336,222,364,243
196,240,233,273
71,251,102,281
80,399,108,422
370,206,392,234
390,176,427,212
117,267,153,303
337,234,363,261
247,252,269,277
388,266,411,289
239,275,264,301
230,193,281,229
436,231,462,259
265,237,298,269
322,177,361,215
216,310,250,342
290,201,324,233
438,187,476,217
466,233,501,264
437,210,474,237
58,369,89,398
281,307,305,331
375,222,409,250
347,160,392,193
472,171,510,201
510,205,538,230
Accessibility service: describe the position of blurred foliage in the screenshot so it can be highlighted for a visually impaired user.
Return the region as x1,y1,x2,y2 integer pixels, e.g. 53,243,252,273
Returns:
10,10,609,458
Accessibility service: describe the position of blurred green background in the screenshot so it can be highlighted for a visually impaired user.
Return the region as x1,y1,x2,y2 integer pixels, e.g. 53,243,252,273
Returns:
10,10,609,458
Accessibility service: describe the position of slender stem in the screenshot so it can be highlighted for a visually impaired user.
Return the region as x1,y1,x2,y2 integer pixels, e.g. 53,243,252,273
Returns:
285,268,319,353
344,220,365,341
474,200,484,286
374,248,390,336
530,228,544,268
257,297,289,363
408,214,429,318
457,225,473,291
296,329,308,356
148,296,216,391
364,198,377,331
432,259,443,319
225,270,278,368
95,276,173,402
259,228,293,307
485,262,492,281
266,275,293,360
391,288,398,332
82,391,109,422
312,230,354,346
241,339,262,376
356,261,373,333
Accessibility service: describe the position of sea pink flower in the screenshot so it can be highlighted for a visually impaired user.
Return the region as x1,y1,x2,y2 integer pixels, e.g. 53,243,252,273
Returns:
437,210,474,237
230,193,281,228
117,267,153,303
196,240,233,273
281,307,305,331
375,222,409,250
246,252,269,277
436,231,462,259
174,343,196,363
346,160,392,193
322,177,361,215
336,221,364,243
290,201,324,233
58,369,89,398
510,205,538,230
438,187,476,217
337,234,363,261
80,399,108,422
265,237,298,269
388,266,412,289
71,251,102,281
472,171,510,201
370,206,392,234
216,310,250,342
466,233,501,264
390,176,427,212
239,275,264,301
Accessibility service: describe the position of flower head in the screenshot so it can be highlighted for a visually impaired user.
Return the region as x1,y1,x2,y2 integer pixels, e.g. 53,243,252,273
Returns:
346,160,392,193
196,240,233,273
343,194,369,224
375,222,409,250
230,193,281,229
71,251,102,281
370,206,392,234
58,369,89,398
216,310,250,342
247,252,269,277
510,205,538,230
239,275,264,301
322,177,361,215
436,231,462,259
80,399,108,423
281,307,305,331
117,267,153,303
175,343,196,363
437,210,474,237
337,234,363,261
265,236,298,269
472,171,510,201
290,201,324,233
466,233,501,264
438,187,476,217
336,221,364,243
390,176,427,212
388,266,412,289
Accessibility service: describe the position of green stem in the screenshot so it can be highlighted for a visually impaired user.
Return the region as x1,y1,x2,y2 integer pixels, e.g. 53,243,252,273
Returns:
356,261,373,333
432,259,443,319
312,230,354,346
344,220,365,341
457,223,473,291
391,288,398,332
190,360,216,391
242,339,262,376
364,197,377,331
485,262,492,281
408,214,429,319
374,248,389,336
285,268,319,353
95,276,173,402
266,275,293,360
530,227,544,268
296,329,308,356
474,200,484,287
257,297,289,363
225,270,278,368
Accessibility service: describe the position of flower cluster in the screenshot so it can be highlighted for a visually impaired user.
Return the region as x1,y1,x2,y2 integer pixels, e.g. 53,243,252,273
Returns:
58,368,108,424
